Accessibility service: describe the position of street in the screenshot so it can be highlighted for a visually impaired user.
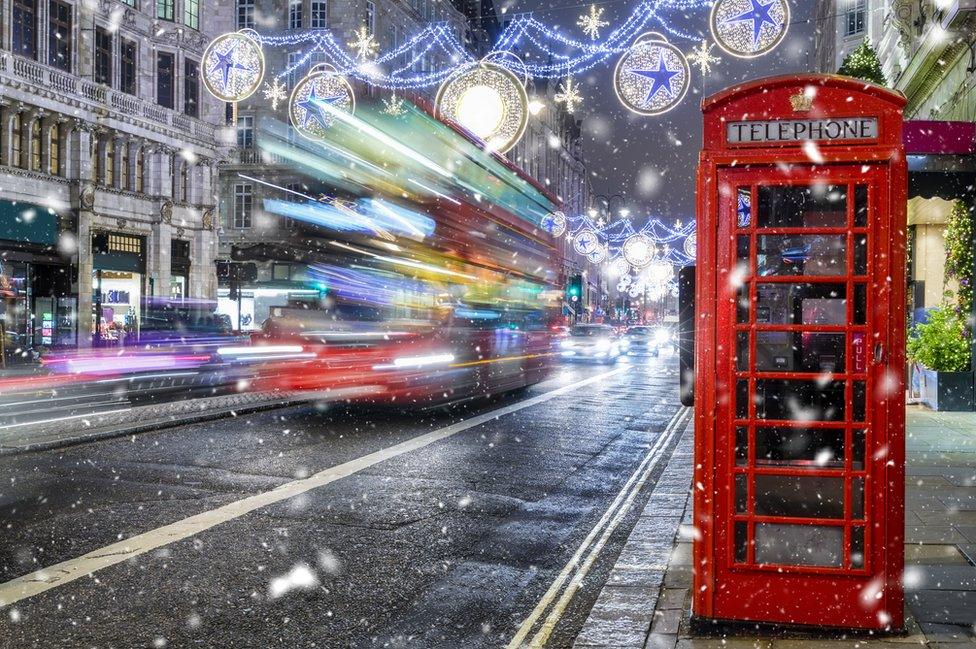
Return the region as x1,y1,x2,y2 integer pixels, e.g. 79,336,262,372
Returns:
0,355,685,648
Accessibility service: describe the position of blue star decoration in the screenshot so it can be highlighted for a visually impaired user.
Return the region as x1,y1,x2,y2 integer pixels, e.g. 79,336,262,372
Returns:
628,56,680,104
211,43,255,92
723,0,780,47
296,84,346,130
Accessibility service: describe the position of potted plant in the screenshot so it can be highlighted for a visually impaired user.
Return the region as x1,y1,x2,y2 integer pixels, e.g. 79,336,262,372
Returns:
907,307,974,411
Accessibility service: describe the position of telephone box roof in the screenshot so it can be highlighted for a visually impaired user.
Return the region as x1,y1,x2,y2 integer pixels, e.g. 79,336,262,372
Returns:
702,74,907,112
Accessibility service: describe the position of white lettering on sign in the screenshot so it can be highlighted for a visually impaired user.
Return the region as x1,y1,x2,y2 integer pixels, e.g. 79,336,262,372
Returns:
726,118,878,144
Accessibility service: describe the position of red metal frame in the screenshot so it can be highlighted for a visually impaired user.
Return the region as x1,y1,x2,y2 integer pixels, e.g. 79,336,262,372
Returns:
694,75,907,631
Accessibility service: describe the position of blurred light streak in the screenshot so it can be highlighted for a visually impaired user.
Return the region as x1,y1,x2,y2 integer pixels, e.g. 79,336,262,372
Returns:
407,178,462,205
327,241,478,280
373,353,455,370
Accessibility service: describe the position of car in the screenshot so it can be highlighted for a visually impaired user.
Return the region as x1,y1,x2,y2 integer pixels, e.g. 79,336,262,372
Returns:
559,324,623,363
625,325,673,357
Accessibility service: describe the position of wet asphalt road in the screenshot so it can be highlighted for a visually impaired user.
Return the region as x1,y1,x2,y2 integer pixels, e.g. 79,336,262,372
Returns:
0,353,684,648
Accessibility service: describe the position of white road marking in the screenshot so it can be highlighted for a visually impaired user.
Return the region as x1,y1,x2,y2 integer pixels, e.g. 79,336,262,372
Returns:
0,366,629,608
507,406,691,648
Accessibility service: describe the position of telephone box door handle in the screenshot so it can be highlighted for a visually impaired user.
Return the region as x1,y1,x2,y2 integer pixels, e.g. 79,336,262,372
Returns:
874,343,884,364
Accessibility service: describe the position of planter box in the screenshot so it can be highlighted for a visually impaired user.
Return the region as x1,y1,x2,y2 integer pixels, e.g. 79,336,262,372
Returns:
920,369,975,411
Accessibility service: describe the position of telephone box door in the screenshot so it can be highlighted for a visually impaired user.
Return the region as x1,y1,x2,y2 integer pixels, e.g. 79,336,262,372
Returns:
709,162,900,627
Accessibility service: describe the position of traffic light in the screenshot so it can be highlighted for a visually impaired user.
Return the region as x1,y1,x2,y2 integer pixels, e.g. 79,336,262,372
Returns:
567,274,583,315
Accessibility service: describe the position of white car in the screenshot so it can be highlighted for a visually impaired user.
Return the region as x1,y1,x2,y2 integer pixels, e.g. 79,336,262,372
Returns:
559,324,622,363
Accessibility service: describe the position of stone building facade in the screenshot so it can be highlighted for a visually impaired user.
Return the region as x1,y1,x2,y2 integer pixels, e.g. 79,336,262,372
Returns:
0,0,222,355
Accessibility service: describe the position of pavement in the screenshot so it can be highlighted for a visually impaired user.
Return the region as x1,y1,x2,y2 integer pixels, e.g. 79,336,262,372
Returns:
575,406,976,649
0,355,689,648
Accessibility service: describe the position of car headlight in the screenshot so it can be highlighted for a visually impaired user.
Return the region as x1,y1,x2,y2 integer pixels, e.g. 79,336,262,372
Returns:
654,328,671,344
595,338,612,352
561,339,575,349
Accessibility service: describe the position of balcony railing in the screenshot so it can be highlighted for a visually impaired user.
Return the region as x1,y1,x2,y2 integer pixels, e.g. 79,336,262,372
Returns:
0,53,216,144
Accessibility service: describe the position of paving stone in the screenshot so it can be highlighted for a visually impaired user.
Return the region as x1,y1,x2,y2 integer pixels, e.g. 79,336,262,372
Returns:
676,639,772,648
904,565,976,591
906,589,976,625
606,568,666,588
645,633,678,649
904,525,970,544
905,544,970,565
918,622,975,643
650,608,683,635
575,586,660,647
657,587,688,610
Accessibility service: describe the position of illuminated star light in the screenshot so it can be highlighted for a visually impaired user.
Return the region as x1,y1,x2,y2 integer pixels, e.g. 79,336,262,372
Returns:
723,0,780,46
212,44,253,91
297,85,346,130
554,77,583,114
629,58,680,103
263,79,288,110
577,5,610,40
687,39,721,76
348,26,379,60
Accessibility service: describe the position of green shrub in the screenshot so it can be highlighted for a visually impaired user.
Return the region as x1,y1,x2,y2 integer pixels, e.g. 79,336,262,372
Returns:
907,307,971,372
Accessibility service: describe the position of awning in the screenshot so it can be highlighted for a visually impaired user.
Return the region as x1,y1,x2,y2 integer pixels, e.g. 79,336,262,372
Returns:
904,121,976,201
0,200,60,246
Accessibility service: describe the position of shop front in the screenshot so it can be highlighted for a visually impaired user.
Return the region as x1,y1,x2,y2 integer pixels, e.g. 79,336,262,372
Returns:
0,201,76,364
91,232,146,347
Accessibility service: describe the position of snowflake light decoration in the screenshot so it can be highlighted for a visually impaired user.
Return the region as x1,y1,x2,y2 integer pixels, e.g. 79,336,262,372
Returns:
577,5,610,40
614,36,690,116
263,78,288,110
381,94,407,117
554,77,583,114
687,39,721,77
710,0,790,59
201,32,265,102
348,26,379,60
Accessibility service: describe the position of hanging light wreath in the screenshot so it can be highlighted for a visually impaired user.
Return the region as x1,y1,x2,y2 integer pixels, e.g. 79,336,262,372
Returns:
201,30,265,102
542,210,568,237
613,32,690,116
622,233,656,269
573,228,602,257
435,58,529,153
288,64,356,142
709,0,790,59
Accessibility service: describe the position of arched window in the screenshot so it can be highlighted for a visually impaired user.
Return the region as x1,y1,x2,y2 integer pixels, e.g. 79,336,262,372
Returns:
29,119,41,171
104,138,115,186
118,142,129,190
49,123,61,175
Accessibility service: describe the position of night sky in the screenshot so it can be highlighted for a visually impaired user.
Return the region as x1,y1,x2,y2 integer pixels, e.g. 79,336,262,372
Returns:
511,0,819,221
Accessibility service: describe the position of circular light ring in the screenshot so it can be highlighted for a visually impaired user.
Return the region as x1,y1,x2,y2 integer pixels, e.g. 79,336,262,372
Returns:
288,70,356,142
586,245,608,264
622,234,655,269
202,32,265,102
614,37,690,116
542,210,567,237
683,234,697,259
573,228,602,256
709,0,790,59
646,259,674,285
611,257,632,277
435,62,528,153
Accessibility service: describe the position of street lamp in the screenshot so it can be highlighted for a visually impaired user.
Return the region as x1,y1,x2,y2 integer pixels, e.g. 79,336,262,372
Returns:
590,193,626,224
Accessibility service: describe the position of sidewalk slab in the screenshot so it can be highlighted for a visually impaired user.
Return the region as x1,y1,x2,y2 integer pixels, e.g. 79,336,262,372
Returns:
576,405,976,648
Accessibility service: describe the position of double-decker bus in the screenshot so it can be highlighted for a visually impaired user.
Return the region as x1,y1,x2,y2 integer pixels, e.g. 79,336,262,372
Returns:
246,97,562,405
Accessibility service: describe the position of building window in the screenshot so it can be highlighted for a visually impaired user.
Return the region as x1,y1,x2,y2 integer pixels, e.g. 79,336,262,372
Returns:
95,27,112,86
48,0,72,72
119,143,129,190
289,0,303,29
157,52,175,109
49,123,61,175
29,119,41,172
236,0,255,29
184,0,200,30
135,148,144,193
287,52,302,88
184,59,199,117
366,0,375,32
12,0,37,60
311,0,327,28
104,139,115,187
120,39,137,95
11,114,23,168
234,183,253,228
272,264,291,280
157,0,174,21
237,115,254,148
845,0,866,36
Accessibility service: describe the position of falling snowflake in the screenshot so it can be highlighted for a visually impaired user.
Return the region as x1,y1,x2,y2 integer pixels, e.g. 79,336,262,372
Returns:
262,79,288,110
577,5,609,40
687,39,721,77
381,94,407,117
348,26,379,60
554,77,583,114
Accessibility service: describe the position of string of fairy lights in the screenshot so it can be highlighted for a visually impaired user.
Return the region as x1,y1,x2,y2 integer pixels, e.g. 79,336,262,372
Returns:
200,0,790,290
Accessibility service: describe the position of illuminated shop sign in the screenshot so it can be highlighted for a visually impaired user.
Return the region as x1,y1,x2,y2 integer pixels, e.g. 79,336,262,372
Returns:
726,117,878,144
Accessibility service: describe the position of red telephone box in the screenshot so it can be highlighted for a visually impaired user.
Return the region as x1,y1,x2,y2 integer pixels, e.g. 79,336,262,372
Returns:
693,75,907,630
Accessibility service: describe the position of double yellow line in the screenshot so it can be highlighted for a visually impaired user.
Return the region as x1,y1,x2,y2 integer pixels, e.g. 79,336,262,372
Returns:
507,406,692,648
